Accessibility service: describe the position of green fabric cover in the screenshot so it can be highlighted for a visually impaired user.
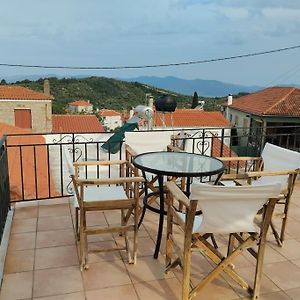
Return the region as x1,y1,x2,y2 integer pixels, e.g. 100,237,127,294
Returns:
101,122,138,154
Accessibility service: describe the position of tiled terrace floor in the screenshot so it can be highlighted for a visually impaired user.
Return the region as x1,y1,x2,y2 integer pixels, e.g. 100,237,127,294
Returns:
1,182,300,300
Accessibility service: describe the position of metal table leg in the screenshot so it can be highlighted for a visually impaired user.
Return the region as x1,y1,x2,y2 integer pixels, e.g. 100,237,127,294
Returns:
154,175,164,259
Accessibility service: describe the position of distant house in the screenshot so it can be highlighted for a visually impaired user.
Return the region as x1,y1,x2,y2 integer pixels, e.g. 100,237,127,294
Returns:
223,86,300,146
68,100,93,114
149,109,231,156
152,109,230,129
52,115,105,133
98,109,122,131
0,85,53,132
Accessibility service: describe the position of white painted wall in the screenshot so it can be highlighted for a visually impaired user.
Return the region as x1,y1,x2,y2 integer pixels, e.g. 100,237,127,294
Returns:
102,115,122,131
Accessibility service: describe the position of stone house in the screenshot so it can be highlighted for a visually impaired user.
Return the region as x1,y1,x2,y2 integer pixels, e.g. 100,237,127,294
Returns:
0,85,53,132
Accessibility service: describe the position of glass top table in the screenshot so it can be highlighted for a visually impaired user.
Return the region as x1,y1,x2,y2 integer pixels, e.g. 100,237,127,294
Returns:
133,151,224,177
133,151,225,258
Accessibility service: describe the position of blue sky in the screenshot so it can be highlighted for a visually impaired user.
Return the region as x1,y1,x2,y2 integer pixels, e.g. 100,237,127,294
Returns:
0,0,300,86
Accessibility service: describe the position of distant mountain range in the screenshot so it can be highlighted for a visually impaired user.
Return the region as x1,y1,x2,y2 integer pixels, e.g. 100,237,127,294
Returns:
2,74,299,97
125,76,262,97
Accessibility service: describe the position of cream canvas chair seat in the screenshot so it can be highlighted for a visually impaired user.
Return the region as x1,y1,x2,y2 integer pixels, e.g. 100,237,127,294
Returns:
219,142,300,246
63,146,144,270
165,181,281,300
125,130,173,217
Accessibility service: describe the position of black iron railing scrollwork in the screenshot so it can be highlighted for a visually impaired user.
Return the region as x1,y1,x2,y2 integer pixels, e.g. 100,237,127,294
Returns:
3,126,300,203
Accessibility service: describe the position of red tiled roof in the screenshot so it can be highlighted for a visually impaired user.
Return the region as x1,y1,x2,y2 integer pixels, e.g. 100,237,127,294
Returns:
211,137,239,157
153,109,230,127
226,87,300,116
0,122,58,201
99,109,121,117
52,115,105,133
0,85,53,100
69,100,92,106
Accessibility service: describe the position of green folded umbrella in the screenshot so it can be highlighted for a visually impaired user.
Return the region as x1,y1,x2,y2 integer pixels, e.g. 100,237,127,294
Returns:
101,122,139,154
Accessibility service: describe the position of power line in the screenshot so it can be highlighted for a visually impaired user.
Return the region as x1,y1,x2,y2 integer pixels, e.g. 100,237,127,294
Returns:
0,45,300,70
266,63,300,87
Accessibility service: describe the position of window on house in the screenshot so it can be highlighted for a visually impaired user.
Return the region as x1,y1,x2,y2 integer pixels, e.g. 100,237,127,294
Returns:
14,109,32,129
243,118,248,134
234,115,239,126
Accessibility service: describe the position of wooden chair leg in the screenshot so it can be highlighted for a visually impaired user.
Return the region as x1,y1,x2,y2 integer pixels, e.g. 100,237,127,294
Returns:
79,208,86,271
132,203,139,264
280,196,291,245
253,198,278,299
252,238,266,299
165,192,174,271
270,221,282,247
190,236,255,299
81,211,89,270
122,209,133,264
182,247,192,300
75,207,79,241
227,233,235,256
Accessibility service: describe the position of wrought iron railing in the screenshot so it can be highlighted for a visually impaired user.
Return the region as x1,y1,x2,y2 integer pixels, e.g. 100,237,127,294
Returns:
3,125,300,203
0,137,10,243
5,132,124,202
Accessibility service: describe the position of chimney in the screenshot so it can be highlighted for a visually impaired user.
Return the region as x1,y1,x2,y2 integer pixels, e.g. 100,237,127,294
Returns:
129,107,134,119
227,94,233,106
148,95,154,110
44,79,50,96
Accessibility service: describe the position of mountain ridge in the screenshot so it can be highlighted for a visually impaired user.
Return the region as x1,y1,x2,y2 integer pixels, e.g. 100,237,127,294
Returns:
125,76,262,97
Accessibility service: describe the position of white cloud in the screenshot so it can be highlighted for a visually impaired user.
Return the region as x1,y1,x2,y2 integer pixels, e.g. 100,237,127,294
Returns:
0,0,299,85
262,7,300,18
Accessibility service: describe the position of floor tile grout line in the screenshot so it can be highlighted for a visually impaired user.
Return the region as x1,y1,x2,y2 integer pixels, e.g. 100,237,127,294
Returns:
31,200,39,299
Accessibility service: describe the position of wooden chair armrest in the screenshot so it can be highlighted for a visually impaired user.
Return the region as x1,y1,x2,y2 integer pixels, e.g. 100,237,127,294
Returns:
125,144,138,157
220,173,248,180
216,156,262,162
73,159,127,167
76,176,145,186
246,169,299,177
167,144,184,153
166,181,190,208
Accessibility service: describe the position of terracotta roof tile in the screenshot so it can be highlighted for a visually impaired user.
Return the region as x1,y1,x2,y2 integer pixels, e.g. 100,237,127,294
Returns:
99,109,121,117
52,115,105,133
0,85,53,100
69,100,92,106
211,136,245,169
153,109,230,127
227,86,300,116
0,122,58,201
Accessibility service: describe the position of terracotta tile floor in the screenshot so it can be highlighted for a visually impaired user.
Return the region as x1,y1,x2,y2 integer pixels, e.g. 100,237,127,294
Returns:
1,182,300,300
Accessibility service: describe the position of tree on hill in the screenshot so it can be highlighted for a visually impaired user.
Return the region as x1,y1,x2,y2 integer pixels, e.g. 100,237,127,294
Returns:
191,91,199,108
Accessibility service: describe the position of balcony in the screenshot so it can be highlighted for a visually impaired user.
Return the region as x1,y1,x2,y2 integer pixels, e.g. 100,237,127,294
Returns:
1,127,300,299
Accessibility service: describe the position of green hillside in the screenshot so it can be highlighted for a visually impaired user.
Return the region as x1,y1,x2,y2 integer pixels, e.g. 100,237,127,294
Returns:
12,76,227,114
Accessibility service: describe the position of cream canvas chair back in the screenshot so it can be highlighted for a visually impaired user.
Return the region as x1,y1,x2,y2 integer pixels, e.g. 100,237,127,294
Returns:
256,142,300,188
125,131,172,154
190,182,281,234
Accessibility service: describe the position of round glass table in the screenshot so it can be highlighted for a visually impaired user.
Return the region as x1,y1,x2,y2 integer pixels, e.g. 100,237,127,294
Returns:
133,151,225,258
